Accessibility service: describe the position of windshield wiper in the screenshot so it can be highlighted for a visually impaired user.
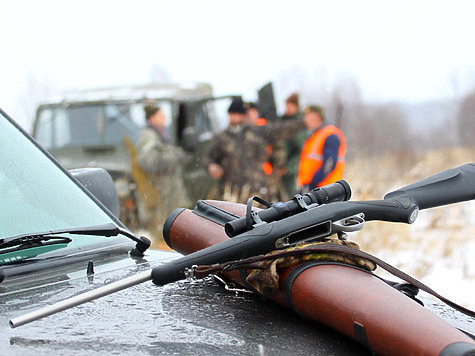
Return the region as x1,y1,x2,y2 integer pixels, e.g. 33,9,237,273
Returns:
0,223,150,256
0,235,72,254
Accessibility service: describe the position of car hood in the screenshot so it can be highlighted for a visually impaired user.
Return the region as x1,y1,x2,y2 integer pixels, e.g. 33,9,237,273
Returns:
1,248,473,355
0,249,372,355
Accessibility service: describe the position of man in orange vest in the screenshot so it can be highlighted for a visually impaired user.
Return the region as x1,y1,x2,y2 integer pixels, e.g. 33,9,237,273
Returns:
297,105,346,192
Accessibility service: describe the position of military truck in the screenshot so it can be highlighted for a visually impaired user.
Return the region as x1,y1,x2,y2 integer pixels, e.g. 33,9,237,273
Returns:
31,83,246,229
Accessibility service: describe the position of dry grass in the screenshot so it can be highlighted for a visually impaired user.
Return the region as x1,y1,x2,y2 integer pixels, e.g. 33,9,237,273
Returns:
347,147,474,198
345,146,475,279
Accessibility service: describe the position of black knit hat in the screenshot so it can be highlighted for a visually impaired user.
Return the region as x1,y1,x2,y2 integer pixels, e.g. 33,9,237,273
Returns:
228,97,247,114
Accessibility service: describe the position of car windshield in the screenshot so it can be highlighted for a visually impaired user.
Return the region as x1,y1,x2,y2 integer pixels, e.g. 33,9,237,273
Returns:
0,111,115,240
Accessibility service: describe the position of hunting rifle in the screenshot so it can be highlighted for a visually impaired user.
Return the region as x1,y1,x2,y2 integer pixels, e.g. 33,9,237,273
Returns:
9,163,475,328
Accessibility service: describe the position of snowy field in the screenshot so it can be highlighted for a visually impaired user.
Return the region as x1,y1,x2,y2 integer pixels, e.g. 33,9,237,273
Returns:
346,148,474,309
354,201,475,309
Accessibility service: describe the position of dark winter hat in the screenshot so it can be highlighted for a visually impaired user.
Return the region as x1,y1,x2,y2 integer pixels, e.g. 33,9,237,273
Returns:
228,97,247,114
144,104,160,120
286,93,299,107
304,105,326,121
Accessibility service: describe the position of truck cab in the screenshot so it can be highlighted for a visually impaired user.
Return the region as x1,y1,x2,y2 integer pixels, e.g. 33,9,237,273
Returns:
32,83,237,228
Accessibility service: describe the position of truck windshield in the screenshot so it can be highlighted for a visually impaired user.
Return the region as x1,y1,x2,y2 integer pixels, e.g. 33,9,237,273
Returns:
0,111,115,240
34,102,173,149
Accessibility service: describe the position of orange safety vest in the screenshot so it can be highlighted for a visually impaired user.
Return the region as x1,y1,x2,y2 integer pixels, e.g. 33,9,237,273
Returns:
256,118,273,175
297,125,346,187
256,117,267,126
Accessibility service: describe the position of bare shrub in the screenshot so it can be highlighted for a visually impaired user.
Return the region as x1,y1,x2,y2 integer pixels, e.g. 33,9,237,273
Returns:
345,102,412,159
456,90,475,147
275,67,413,161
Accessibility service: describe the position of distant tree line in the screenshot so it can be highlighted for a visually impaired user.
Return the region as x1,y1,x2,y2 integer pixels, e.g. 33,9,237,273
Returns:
276,70,412,159
275,67,474,159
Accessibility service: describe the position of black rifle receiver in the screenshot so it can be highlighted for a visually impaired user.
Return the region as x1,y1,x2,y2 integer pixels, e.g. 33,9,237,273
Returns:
224,180,351,237
152,163,475,286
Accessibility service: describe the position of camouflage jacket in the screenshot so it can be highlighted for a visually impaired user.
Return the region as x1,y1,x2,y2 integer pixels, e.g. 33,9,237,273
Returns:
205,119,305,203
278,112,307,174
136,125,191,223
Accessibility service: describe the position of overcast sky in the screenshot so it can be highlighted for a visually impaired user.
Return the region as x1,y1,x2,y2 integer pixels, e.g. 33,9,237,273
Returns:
2,0,475,128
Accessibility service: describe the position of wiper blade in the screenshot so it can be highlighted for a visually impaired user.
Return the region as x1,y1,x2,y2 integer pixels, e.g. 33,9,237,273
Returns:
0,223,121,248
0,223,150,256
0,236,72,254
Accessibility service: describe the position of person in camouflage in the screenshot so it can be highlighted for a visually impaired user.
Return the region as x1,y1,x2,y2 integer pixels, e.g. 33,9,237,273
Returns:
245,102,289,202
135,104,191,244
278,93,307,196
206,98,304,203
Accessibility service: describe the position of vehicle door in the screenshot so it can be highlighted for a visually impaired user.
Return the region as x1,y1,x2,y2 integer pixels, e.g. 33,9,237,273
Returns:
257,82,278,121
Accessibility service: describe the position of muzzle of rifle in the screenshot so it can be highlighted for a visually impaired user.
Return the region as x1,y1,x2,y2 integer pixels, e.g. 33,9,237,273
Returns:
224,180,351,237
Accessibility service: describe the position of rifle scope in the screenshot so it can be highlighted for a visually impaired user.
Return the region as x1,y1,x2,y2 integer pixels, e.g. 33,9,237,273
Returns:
225,180,351,237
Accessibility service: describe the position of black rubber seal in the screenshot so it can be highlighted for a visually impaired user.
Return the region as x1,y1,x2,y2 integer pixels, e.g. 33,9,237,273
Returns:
162,208,185,248
353,322,372,352
439,342,475,356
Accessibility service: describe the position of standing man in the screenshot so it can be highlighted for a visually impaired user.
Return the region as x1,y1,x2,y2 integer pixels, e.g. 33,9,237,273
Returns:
245,102,287,201
279,93,307,196
206,98,263,202
297,105,346,192
206,97,304,203
245,102,274,176
135,104,191,244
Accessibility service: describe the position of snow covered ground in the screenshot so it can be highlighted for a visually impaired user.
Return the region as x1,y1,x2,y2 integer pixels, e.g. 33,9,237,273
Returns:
346,151,474,310
355,201,475,310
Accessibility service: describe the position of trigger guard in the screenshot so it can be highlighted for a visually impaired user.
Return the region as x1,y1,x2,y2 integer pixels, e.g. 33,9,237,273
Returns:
332,213,365,233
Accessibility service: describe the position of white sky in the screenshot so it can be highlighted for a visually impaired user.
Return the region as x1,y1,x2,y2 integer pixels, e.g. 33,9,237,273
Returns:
2,0,475,128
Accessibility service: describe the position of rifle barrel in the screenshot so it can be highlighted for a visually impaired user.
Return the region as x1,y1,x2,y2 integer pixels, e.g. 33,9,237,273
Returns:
9,270,152,328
